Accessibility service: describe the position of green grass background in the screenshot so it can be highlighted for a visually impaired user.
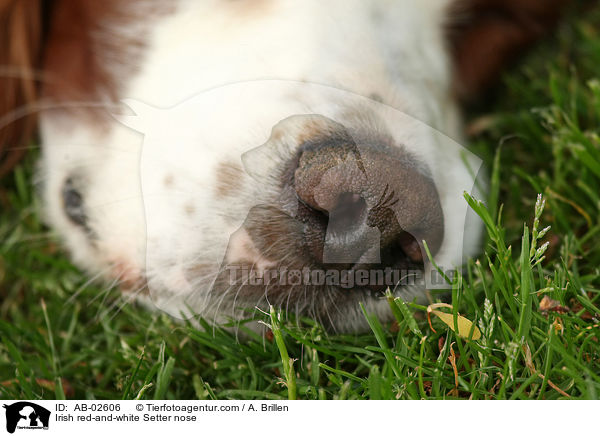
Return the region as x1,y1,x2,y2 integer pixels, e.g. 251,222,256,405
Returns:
2,5,600,400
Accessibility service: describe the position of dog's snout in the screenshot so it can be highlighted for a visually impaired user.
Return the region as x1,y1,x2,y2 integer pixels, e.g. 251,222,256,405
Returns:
293,133,444,271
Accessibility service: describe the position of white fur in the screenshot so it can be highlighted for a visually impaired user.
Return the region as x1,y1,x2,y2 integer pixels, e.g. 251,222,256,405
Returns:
39,0,483,332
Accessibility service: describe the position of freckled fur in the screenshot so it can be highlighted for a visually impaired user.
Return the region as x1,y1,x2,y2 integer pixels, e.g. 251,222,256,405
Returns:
214,160,244,199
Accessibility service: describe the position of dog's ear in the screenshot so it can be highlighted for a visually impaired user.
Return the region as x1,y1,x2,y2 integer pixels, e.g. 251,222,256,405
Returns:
446,0,573,103
0,0,49,177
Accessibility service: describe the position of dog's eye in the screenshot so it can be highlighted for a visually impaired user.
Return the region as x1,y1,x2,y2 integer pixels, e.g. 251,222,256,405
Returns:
62,178,87,227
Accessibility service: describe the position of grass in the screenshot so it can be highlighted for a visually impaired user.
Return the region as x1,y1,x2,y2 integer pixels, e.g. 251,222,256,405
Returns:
2,6,600,400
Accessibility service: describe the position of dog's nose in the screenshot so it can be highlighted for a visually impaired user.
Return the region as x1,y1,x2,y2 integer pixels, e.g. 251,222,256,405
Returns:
293,133,444,272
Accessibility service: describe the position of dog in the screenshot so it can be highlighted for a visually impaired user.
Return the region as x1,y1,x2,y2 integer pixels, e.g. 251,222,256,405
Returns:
0,0,567,332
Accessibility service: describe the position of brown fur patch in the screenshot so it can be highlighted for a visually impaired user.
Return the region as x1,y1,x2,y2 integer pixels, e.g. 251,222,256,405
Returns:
42,0,174,123
446,0,572,102
214,160,243,198
227,0,273,17
0,0,175,175
270,128,284,142
0,0,46,177
163,174,174,187
184,203,195,216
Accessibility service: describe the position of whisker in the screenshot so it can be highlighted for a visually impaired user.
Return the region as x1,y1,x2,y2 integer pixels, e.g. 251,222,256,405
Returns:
94,280,123,317
101,282,148,323
91,273,124,322
66,267,112,305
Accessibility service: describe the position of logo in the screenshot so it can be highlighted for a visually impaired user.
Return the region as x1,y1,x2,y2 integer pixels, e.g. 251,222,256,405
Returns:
2,402,50,434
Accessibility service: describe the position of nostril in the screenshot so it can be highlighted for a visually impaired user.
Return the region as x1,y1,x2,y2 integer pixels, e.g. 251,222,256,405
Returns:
397,231,424,263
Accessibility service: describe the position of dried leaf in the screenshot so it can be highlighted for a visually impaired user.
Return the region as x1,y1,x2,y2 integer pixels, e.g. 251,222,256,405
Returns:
430,309,482,340
539,296,569,314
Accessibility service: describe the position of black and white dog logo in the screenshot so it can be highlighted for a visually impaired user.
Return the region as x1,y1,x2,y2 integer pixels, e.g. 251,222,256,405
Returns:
2,402,50,434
